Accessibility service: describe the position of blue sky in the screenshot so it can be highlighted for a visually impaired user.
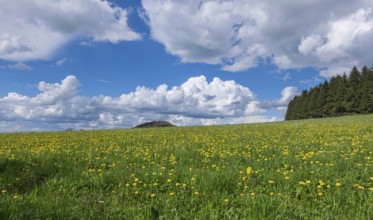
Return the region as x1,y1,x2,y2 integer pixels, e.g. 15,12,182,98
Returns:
1,0,372,132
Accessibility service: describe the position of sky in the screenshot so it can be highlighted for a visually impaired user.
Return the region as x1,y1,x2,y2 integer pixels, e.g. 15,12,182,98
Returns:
1,0,372,132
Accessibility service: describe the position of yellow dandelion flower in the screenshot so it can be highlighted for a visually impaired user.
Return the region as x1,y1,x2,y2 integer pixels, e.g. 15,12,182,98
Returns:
150,194,156,198
194,191,199,195
246,167,252,175
335,182,341,187
318,192,323,196
224,199,229,203
169,192,175,196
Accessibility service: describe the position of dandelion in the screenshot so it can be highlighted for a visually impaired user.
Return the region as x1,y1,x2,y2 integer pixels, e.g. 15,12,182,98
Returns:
335,182,341,187
318,192,323,196
2,189,7,194
246,167,252,175
150,194,156,198
194,191,199,195
169,192,175,196
224,199,229,203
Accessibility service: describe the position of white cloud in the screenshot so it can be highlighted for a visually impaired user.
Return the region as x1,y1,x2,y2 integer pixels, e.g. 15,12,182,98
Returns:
142,0,373,76
283,73,291,81
278,87,298,106
8,62,33,71
56,58,68,66
260,86,298,109
0,0,141,62
0,75,295,132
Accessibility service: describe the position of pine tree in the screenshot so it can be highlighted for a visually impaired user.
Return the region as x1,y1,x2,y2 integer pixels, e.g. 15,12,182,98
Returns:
285,65,373,120
318,80,329,117
347,66,361,113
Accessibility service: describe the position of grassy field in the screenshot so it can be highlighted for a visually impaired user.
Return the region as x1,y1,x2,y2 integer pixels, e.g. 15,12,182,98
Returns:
1,114,372,219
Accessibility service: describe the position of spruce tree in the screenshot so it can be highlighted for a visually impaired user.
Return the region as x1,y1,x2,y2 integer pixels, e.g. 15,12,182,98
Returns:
285,65,373,120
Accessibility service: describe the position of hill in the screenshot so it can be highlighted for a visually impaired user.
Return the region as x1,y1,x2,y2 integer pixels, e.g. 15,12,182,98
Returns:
133,120,175,128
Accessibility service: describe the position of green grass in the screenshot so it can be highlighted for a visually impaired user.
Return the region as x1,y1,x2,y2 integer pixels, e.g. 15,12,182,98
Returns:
1,114,373,219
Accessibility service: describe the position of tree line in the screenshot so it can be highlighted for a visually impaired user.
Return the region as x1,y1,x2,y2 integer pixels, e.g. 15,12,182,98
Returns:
285,66,373,120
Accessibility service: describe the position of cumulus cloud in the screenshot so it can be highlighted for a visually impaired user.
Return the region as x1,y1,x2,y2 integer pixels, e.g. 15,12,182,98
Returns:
0,75,296,132
260,86,298,110
142,0,373,76
0,0,141,62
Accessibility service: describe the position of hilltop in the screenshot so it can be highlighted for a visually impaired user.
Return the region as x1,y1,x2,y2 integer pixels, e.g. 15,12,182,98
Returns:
133,121,176,128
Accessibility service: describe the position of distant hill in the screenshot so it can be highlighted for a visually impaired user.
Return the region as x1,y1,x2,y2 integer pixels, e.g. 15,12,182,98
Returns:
133,121,176,128
286,65,373,120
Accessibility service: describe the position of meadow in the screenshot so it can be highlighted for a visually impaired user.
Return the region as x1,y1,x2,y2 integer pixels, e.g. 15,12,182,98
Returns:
0,114,372,219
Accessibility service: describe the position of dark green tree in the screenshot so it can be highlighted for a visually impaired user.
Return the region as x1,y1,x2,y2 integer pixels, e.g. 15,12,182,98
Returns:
285,65,373,120
346,66,361,113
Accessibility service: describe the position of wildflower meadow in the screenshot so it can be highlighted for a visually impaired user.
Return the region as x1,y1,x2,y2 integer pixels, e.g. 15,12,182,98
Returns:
1,114,372,219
